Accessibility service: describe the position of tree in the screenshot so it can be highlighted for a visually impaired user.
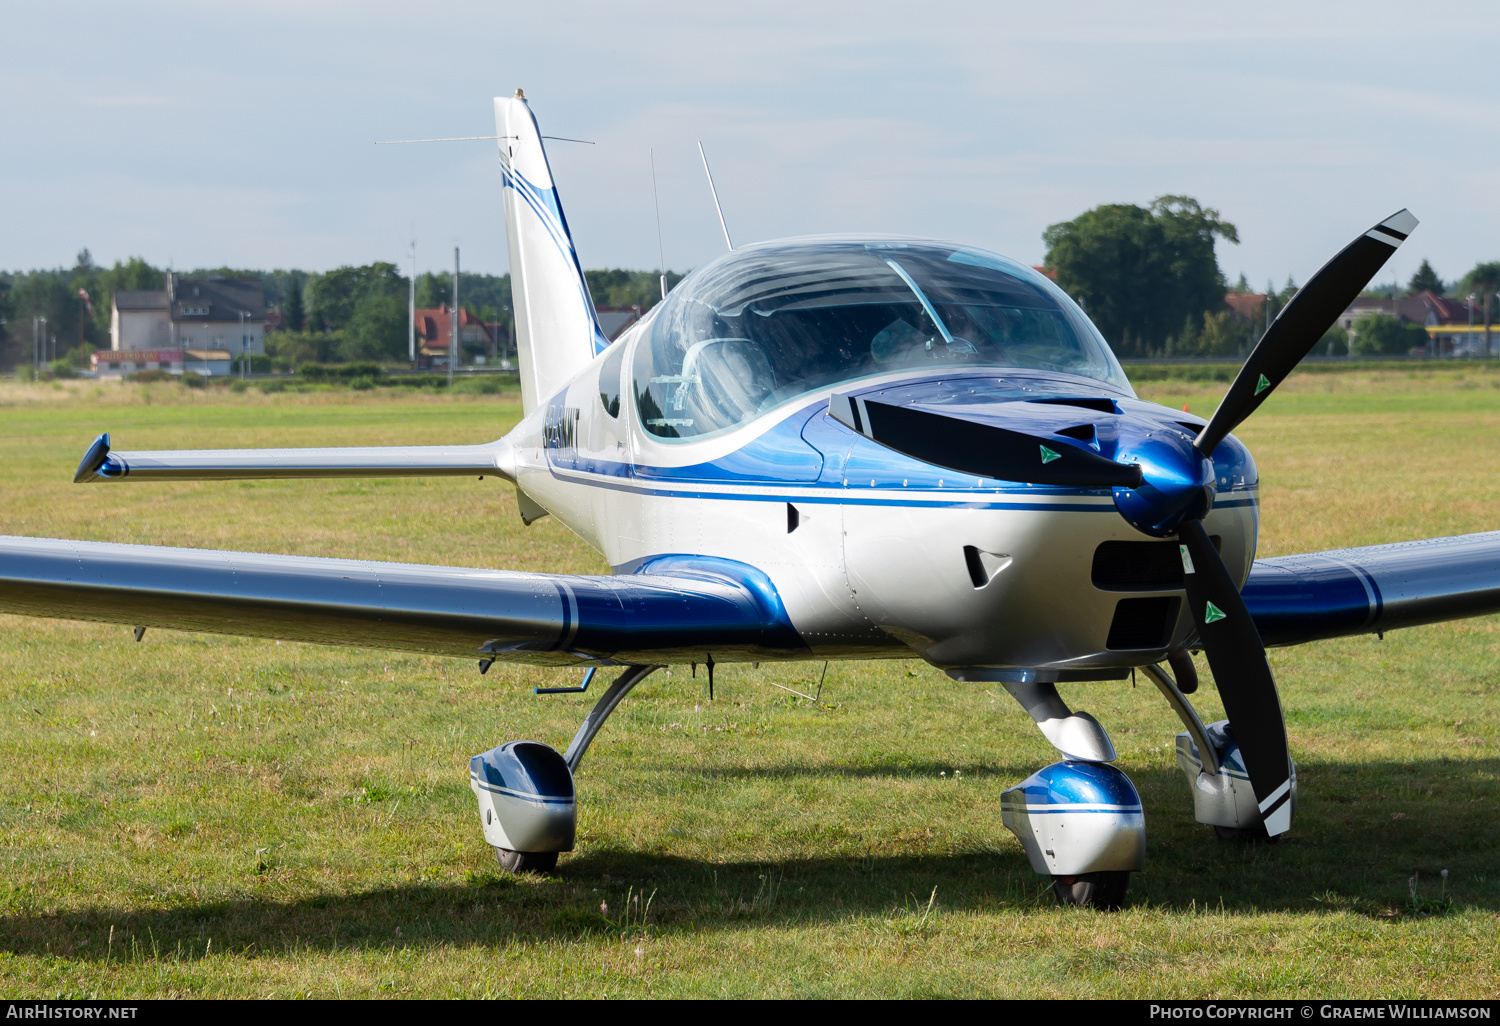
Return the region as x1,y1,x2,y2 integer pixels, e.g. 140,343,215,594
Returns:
281,281,305,332
1348,312,1426,355
305,263,405,332
1460,262,1500,357
1043,195,1238,356
341,293,407,361
1407,259,1444,296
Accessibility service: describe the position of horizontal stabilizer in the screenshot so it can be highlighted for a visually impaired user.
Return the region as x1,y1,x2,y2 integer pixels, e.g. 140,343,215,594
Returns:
74,433,514,483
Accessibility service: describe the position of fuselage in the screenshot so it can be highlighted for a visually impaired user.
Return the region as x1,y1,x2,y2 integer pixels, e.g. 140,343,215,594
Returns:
507,237,1260,678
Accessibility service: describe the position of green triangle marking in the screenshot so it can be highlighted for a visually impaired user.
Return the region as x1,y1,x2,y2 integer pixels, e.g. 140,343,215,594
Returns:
1204,600,1227,624
1039,444,1061,464
1254,373,1271,396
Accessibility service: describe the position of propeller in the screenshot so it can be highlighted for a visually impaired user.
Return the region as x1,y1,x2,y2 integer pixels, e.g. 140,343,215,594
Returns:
828,393,1142,488
831,209,1417,836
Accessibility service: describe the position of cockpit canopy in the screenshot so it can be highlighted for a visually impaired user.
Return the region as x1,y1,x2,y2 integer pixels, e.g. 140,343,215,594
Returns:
631,238,1130,441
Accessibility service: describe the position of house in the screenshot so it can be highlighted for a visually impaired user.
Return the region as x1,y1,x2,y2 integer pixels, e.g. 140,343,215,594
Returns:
96,274,265,376
412,305,504,370
596,305,643,341
1225,291,1268,323
1333,290,1484,356
1334,291,1476,333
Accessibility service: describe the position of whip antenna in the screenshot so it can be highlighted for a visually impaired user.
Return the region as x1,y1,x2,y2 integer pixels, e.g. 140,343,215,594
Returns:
697,142,733,252
651,147,668,300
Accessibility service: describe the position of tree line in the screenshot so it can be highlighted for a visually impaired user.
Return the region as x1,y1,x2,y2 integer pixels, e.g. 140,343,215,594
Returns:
1044,199,1500,358
0,253,684,370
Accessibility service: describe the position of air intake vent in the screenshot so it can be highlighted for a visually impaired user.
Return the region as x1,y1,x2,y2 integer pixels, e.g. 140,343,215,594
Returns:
1091,537,1221,592
1106,596,1179,650
1029,397,1119,414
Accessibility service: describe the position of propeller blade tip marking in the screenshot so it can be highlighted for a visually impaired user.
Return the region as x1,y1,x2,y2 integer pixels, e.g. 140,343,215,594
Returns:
1203,600,1226,624
1382,209,1419,237
1254,373,1271,396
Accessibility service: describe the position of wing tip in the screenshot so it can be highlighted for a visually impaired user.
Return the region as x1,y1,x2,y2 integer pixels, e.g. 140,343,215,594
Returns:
73,432,111,484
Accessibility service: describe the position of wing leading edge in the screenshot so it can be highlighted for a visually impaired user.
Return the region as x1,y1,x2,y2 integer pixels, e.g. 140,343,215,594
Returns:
1246,531,1500,647
0,536,806,666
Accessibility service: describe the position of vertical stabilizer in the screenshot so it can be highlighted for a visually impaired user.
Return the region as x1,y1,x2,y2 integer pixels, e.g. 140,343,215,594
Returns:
495,91,610,414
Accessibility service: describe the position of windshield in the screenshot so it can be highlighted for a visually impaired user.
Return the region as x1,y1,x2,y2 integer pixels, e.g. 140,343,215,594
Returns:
632,238,1129,441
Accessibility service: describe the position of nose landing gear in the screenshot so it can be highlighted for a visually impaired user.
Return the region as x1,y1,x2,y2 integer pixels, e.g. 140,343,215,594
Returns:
987,676,1145,909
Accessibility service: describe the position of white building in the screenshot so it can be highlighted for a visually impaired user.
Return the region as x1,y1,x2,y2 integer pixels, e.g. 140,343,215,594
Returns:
97,274,265,376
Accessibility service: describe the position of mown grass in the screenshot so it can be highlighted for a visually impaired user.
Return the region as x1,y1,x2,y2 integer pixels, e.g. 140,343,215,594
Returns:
0,371,1495,998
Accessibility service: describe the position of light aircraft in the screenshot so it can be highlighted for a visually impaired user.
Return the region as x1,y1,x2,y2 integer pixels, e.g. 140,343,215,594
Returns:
6,91,1498,909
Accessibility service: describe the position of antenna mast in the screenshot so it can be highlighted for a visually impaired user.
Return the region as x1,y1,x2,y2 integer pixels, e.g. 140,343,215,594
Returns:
450,247,459,389
697,142,733,252
408,238,417,365
651,147,667,299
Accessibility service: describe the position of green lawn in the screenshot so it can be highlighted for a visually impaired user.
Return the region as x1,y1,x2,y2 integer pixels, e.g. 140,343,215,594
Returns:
0,372,1495,998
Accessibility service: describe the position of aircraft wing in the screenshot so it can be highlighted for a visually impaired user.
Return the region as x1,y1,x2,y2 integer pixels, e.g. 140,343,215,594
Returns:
72,433,514,483
0,537,805,666
1246,531,1500,647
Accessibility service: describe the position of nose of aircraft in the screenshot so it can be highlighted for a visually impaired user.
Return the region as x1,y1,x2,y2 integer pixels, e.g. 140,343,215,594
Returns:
1111,428,1215,537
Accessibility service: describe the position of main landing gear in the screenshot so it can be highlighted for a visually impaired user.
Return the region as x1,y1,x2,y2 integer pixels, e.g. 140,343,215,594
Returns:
469,664,659,874
989,657,1296,910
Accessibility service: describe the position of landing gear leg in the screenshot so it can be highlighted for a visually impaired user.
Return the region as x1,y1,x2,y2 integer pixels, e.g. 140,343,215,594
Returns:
563,664,660,773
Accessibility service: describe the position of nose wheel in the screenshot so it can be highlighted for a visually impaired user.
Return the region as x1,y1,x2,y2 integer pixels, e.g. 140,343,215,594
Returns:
1052,871,1129,910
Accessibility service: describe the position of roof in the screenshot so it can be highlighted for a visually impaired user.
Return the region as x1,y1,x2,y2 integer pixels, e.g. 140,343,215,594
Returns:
413,305,492,344
1342,291,1479,327
168,273,266,323
1225,292,1267,320
595,305,642,340
113,290,169,312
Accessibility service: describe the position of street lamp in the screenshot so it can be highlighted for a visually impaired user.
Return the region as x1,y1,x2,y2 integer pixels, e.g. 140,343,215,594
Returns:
1468,294,1476,359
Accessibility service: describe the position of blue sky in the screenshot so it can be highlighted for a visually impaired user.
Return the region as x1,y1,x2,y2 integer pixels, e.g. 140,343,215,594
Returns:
4,1,1498,291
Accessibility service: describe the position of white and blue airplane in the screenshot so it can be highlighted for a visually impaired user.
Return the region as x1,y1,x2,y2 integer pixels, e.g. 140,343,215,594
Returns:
5,91,1498,909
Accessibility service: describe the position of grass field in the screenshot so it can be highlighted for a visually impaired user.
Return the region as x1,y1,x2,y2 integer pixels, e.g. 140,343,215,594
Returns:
0,369,1496,998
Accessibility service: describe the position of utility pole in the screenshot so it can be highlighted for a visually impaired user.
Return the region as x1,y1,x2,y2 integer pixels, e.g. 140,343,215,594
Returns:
39,317,47,372
450,246,459,389
240,310,248,380
32,317,38,375
408,240,417,366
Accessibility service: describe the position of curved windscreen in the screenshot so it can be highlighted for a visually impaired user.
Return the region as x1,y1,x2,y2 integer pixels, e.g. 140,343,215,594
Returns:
632,239,1129,440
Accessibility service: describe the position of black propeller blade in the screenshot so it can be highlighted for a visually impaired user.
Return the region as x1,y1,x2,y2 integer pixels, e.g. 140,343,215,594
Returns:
828,393,1143,488
1195,209,1418,457
1177,520,1294,834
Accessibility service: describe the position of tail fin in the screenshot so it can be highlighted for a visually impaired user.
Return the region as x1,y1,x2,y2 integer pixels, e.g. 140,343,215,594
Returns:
495,91,610,414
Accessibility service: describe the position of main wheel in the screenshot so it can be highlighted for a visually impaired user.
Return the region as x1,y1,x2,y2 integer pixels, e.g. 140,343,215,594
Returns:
1052,871,1129,910
494,847,559,874
1213,824,1281,844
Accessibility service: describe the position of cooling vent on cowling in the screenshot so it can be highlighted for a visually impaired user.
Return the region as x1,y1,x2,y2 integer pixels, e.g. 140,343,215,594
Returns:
1054,423,1097,444
1106,596,1180,650
1028,397,1119,414
1091,537,1222,592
